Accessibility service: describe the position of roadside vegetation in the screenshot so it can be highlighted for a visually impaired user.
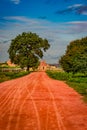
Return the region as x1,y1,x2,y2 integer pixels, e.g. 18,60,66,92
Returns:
0,71,30,83
46,70,87,102
0,63,31,82
59,37,87,74
55,36,87,102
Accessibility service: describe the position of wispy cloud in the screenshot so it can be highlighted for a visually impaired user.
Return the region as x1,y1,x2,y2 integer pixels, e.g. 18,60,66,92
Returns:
10,0,20,4
55,4,87,15
65,21,87,35
1,16,87,63
4,16,39,24
68,4,83,8
67,21,87,24
81,12,87,15
2,16,87,40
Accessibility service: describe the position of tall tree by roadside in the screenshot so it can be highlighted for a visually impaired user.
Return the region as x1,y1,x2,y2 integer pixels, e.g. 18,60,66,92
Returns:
8,32,50,71
59,37,87,73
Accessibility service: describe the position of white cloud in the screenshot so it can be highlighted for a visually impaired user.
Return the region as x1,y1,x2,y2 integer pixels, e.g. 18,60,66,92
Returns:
67,21,87,24
10,0,20,4
67,4,87,15
68,4,83,9
4,16,40,24
81,12,87,15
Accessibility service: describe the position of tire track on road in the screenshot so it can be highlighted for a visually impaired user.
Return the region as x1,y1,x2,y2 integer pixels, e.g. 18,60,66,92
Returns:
5,76,34,130
45,103,49,130
0,83,17,118
42,74,66,130
14,79,41,130
0,72,87,130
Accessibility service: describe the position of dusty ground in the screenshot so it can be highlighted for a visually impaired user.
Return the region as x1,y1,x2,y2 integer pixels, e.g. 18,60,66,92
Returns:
0,72,87,130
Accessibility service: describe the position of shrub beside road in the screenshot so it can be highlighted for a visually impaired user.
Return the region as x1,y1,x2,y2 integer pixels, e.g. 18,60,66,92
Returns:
46,70,87,102
0,71,30,83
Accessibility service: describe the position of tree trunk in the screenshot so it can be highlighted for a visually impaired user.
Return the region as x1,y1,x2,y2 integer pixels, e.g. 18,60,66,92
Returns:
27,65,29,71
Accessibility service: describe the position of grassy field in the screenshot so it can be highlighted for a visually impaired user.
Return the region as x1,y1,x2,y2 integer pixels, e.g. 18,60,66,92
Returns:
46,70,87,102
0,71,30,83
0,63,31,82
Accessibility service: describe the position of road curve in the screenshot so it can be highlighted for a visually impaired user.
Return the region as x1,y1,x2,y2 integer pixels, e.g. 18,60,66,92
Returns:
0,72,87,130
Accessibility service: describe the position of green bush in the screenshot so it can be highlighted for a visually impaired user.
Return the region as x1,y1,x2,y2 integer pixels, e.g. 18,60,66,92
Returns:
46,70,87,102
59,37,87,73
46,71,73,80
0,71,30,83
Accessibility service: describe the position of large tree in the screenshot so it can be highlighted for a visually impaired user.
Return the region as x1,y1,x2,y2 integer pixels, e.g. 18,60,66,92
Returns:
8,32,50,71
59,37,87,73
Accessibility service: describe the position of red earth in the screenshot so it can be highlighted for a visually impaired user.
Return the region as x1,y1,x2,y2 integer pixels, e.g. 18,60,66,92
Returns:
0,72,87,130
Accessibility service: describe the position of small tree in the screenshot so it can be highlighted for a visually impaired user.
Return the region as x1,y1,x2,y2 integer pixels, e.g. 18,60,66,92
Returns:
8,32,50,71
59,37,87,73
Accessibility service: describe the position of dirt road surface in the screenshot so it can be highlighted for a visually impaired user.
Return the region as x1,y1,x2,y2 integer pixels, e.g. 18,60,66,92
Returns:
0,72,87,130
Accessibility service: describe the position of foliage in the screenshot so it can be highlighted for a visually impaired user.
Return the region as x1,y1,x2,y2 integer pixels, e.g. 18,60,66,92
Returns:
46,71,71,80
0,71,30,83
46,70,87,102
8,32,50,71
67,82,87,102
59,37,87,73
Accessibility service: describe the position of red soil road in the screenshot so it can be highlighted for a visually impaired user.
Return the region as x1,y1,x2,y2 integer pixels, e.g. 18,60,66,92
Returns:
0,72,87,130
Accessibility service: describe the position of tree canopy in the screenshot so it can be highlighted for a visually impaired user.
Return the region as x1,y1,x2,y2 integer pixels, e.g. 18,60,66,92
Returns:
59,37,87,73
8,32,50,71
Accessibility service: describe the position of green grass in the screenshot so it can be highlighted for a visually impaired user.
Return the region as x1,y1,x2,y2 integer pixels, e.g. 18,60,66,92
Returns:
0,71,30,83
67,82,87,102
46,70,87,102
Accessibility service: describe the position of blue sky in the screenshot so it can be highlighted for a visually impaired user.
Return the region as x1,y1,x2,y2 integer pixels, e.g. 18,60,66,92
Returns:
0,0,87,63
